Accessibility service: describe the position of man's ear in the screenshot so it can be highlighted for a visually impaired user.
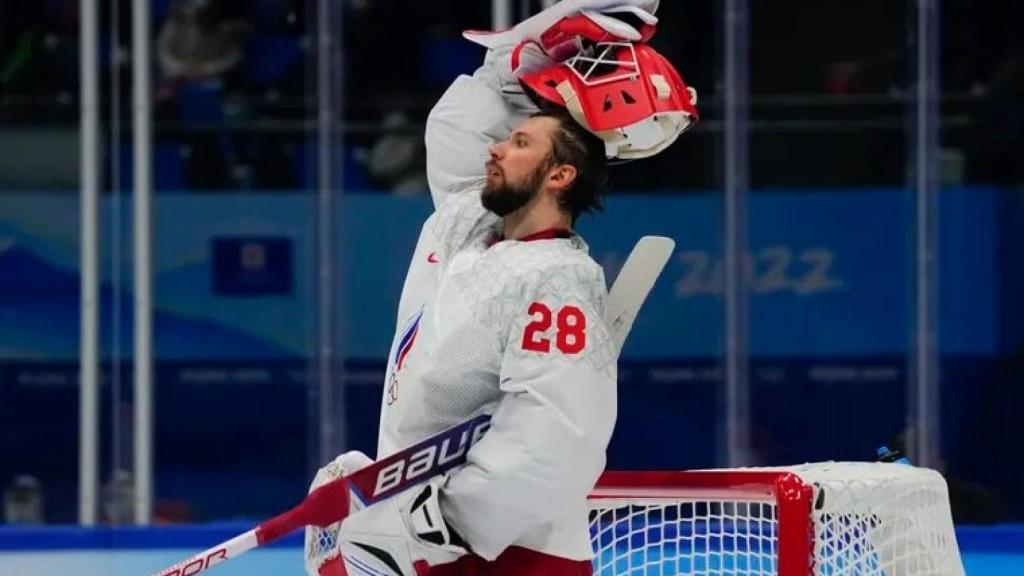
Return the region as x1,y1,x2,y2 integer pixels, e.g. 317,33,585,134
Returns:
548,163,578,192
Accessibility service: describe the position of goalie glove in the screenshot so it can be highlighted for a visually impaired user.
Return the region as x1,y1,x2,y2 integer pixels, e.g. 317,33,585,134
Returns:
465,0,659,49
465,0,659,78
337,477,469,576
305,450,375,576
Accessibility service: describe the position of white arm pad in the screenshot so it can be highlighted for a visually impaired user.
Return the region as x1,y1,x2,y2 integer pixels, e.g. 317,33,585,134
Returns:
425,44,538,208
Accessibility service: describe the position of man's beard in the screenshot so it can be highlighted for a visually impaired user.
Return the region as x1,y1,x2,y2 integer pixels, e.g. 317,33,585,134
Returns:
481,164,546,217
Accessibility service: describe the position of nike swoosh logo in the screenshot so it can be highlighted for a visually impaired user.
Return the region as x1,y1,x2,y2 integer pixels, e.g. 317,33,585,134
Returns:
427,252,440,264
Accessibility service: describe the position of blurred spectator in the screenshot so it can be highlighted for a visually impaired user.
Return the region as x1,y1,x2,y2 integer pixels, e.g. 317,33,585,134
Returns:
3,474,43,524
155,0,251,190
357,111,427,195
157,0,249,81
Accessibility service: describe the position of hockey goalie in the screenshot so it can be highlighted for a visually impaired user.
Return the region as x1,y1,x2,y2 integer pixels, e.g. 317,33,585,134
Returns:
305,1,698,574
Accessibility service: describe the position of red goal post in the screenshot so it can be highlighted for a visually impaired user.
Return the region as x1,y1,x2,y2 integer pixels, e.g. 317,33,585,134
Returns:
587,462,965,576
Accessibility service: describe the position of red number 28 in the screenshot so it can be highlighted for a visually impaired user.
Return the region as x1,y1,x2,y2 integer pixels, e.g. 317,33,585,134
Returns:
521,302,587,354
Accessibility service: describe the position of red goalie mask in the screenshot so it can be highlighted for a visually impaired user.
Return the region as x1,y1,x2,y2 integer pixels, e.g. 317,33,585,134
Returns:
519,42,698,160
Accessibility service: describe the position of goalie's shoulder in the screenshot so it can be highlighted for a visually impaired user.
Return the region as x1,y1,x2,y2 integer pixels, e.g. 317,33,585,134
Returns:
490,240,616,371
491,238,608,313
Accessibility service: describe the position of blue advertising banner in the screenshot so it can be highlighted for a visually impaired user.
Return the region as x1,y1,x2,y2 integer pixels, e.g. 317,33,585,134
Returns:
0,187,1003,361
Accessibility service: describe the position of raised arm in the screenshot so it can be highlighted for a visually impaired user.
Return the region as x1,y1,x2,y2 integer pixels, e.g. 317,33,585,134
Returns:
424,45,538,209
425,0,660,209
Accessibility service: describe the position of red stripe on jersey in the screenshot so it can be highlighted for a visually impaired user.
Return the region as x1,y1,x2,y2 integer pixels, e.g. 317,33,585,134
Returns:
396,324,419,371
490,228,573,246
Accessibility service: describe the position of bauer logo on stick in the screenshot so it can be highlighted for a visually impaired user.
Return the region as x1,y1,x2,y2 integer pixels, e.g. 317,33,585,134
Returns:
347,414,492,504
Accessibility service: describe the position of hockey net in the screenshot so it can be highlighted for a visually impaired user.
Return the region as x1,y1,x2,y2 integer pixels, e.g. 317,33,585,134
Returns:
587,462,965,576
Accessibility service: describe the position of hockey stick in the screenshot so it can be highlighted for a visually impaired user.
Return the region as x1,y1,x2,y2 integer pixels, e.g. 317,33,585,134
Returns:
149,415,493,576
149,235,675,576
605,235,675,351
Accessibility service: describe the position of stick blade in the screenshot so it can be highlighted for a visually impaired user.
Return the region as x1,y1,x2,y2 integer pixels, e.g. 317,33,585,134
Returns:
605,236,675,351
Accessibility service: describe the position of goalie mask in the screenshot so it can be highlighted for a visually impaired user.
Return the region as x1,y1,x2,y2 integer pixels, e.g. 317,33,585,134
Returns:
519,42,698,160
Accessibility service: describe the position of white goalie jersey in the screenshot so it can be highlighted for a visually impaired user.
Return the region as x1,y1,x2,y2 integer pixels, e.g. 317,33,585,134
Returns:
374,47,618,562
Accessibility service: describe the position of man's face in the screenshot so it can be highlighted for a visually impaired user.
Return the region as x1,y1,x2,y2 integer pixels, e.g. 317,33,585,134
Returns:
481,116,559,217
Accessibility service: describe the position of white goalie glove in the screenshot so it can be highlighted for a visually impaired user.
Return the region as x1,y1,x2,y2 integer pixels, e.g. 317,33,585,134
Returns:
337,477,469,576
464,0,660,79
304,450,374,576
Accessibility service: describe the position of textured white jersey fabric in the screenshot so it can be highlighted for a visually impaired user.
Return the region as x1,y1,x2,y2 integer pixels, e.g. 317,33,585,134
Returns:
374,47,618,562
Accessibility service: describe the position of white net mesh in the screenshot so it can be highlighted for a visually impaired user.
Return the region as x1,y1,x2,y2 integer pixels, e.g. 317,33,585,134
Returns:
799,462,964,576
587,463,965,576
589,498,779,575
303,459,348,576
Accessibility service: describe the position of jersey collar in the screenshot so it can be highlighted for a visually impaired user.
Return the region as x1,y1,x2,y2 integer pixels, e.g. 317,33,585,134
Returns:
489,227,573,246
